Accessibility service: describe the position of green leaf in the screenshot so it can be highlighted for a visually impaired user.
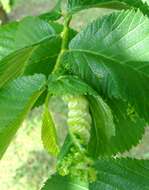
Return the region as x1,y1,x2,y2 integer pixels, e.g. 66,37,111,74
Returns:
67,0,149,16
63,10,149,121
0,17,77,86
70,10,149,76
0,21,18,60
41,174,89,190
41,95,60,156
0,74,46,159
48,74,98,96
89,99,146,157
24,36,62,76
0,17,62,88
90,158,149,190
14,16,59,49
24,23,77,77
0,46,36,88
0,17,60,60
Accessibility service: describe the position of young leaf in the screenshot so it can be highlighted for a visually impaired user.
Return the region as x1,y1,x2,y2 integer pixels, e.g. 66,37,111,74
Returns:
41,95,60,156
63,10,149,122
41,174,89,190
89,99,146,157
0,74,46,159
91,158,149,190
67,0,149,16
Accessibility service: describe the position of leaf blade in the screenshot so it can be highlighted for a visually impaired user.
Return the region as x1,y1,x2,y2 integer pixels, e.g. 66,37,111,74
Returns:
0,74,46,158
41,174,89,190
91,158,149,190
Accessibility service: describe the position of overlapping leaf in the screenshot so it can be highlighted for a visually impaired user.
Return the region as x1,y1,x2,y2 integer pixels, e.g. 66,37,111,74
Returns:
0,74,46,158
90,158,149,189
67,0,149,16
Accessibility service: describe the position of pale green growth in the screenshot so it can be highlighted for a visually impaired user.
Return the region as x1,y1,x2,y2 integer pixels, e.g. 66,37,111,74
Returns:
57,146,97,183
57,95,96,183
66,95,92,145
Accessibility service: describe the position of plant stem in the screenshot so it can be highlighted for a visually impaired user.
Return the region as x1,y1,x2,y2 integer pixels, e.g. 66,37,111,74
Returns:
52,14,72,74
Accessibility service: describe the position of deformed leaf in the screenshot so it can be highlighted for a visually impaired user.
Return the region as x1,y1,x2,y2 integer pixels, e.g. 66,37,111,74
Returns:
0,74,46,159
41,95,60,156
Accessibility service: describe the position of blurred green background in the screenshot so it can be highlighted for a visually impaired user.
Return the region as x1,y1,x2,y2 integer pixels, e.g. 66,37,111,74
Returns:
0,1,149,190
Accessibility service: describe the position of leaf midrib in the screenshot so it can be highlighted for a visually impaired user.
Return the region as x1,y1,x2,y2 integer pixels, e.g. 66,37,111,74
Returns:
67,48,149,75
68,48,122,64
